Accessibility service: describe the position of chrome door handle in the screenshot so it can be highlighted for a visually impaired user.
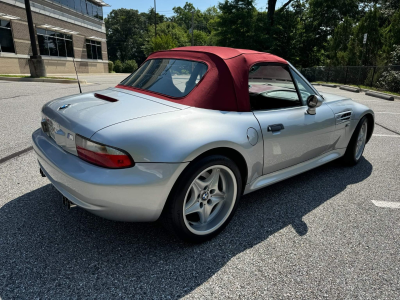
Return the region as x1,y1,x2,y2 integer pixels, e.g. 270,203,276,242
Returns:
267,124,285,132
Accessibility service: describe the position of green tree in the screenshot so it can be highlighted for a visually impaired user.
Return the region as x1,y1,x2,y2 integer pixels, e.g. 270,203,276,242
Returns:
188,30,209,46
345,38,361,66
350,7,383,65
290,1,326,67
267,8,300,62
172,2,200,29
105,1,399,69
204,6,220,45
382,10,400,61
151,34,178,52
105,9,148,63
142,22,189,55
307,0,359,46
215,0,257,49
170,3,212,45
379,0,400,18
141,7,166,27
329,17,354,65
203,6,220,29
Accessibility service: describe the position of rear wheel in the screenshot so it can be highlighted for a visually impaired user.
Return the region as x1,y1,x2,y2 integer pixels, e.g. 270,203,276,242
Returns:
164,155,242,243
343,116,368,166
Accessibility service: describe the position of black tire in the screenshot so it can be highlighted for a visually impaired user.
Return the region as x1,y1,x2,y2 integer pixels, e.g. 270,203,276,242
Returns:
342,116,368,166
163,155,242,243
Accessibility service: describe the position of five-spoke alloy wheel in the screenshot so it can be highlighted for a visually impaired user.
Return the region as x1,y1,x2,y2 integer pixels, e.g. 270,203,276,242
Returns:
164,155,242,243
183,165,237,236
343,116,369,166
355,120,368,161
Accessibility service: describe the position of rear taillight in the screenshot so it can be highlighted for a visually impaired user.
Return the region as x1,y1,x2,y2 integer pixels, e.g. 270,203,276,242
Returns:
75,135,134,169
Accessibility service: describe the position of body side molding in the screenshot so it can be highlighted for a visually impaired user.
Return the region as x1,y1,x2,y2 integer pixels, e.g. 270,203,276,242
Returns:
244,149,346,194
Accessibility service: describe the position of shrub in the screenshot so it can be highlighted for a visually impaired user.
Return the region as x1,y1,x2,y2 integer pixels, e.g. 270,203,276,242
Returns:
108,61,114,73
364,67,384,87
377,70,400,93
376,45,400,93
122,60,138,73
114,60,123,73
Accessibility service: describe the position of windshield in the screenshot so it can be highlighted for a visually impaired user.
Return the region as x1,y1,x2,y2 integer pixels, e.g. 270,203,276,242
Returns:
120,59,208,98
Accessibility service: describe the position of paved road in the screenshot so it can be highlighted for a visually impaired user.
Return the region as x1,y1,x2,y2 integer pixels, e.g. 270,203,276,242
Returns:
0,74,128,160
0,80,399,299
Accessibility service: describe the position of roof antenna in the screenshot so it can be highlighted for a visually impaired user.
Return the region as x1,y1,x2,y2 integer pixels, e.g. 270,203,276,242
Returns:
72,57,82,94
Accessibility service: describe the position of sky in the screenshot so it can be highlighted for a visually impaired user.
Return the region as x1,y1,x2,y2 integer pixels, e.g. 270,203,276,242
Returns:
103,0,287,17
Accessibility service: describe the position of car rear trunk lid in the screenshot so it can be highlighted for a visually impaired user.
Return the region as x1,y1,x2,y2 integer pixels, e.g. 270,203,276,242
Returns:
41,89,182,155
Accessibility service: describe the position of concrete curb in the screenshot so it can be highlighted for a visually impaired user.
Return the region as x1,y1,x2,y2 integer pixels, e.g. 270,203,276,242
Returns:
339,85,360,93
316,83,400,101
361,88,399,100
321,84,337,88
365,91,394,101
0,76,87,84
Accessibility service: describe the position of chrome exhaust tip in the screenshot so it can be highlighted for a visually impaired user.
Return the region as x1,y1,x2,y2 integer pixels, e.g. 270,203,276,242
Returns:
62,195,77,209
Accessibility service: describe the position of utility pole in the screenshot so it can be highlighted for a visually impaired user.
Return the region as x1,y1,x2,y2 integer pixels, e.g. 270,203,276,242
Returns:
191,11,194,46
24,0,46,77
154,0,157,37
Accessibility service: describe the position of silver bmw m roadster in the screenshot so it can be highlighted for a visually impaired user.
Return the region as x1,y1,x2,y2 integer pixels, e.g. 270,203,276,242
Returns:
33,46,374,242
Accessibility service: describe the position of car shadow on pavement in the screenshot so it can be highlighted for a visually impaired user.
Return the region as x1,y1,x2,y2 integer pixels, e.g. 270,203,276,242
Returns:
0,158,372,299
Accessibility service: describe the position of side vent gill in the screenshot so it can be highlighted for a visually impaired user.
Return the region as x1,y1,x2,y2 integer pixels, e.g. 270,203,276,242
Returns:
335,111,352,125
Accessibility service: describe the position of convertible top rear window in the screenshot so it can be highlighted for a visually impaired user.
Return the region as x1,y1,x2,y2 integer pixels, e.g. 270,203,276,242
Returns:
120,59,208,98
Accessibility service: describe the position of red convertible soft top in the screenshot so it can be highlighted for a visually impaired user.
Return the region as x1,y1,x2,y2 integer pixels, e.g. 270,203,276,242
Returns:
116,46,288,112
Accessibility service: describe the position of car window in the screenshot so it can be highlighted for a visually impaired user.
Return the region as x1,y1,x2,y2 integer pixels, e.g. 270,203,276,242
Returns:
248,64,301,111
120,59,208,98
290,68,315,104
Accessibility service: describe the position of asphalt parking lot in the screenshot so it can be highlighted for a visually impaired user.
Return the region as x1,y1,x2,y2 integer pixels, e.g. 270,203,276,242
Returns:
0,77,399,299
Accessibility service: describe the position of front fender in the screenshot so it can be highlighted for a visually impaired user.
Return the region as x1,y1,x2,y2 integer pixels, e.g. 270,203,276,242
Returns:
91,108,264,183
326,99,374,148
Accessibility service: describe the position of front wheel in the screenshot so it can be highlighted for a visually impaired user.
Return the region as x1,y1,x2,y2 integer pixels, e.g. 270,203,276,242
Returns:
164,155,242,243
342,116,368,166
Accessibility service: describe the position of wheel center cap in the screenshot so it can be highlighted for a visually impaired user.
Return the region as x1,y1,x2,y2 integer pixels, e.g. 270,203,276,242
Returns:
201,192,209,200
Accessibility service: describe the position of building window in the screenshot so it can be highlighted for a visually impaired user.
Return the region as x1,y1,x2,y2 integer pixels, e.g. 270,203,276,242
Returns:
86,39,102,60
54,0,103,20
37,28,74,57
0,20,15,53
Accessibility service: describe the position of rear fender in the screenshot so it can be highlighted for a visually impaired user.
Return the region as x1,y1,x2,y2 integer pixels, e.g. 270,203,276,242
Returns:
92,108,264,184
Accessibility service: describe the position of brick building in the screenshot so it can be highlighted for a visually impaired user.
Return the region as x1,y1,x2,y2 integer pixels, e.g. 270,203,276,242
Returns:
0,0,109,74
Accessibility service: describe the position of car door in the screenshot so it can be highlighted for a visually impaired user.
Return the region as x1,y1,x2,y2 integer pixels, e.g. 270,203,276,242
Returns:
249,63,335,175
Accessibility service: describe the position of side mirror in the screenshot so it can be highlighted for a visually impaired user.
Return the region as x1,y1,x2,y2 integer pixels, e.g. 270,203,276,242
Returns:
306,95,323,115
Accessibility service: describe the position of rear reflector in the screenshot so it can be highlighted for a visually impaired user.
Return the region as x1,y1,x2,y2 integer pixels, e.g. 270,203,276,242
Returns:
94,93,118,102
75,135,134,168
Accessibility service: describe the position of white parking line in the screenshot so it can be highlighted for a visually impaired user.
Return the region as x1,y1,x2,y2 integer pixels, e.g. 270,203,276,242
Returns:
372,134,400,138
372,201,400,209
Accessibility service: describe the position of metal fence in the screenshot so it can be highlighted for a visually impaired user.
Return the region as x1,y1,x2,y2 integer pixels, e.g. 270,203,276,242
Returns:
299,65,400,90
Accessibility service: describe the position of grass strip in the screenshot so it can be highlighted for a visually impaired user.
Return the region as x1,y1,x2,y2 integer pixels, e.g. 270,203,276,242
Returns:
0,74,76,80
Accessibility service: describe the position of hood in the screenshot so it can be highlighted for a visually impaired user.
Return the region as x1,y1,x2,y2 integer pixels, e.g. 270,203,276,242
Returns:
42,88,184,138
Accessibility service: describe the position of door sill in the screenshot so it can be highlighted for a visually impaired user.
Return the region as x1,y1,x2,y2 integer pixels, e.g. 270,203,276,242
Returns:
244,149,346,195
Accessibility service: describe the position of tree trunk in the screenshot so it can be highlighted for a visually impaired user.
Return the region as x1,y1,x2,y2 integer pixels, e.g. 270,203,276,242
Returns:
266,0,278,26
266,0,295,26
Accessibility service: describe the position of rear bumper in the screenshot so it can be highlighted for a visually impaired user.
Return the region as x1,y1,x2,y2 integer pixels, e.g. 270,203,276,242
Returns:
32,129,188,222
